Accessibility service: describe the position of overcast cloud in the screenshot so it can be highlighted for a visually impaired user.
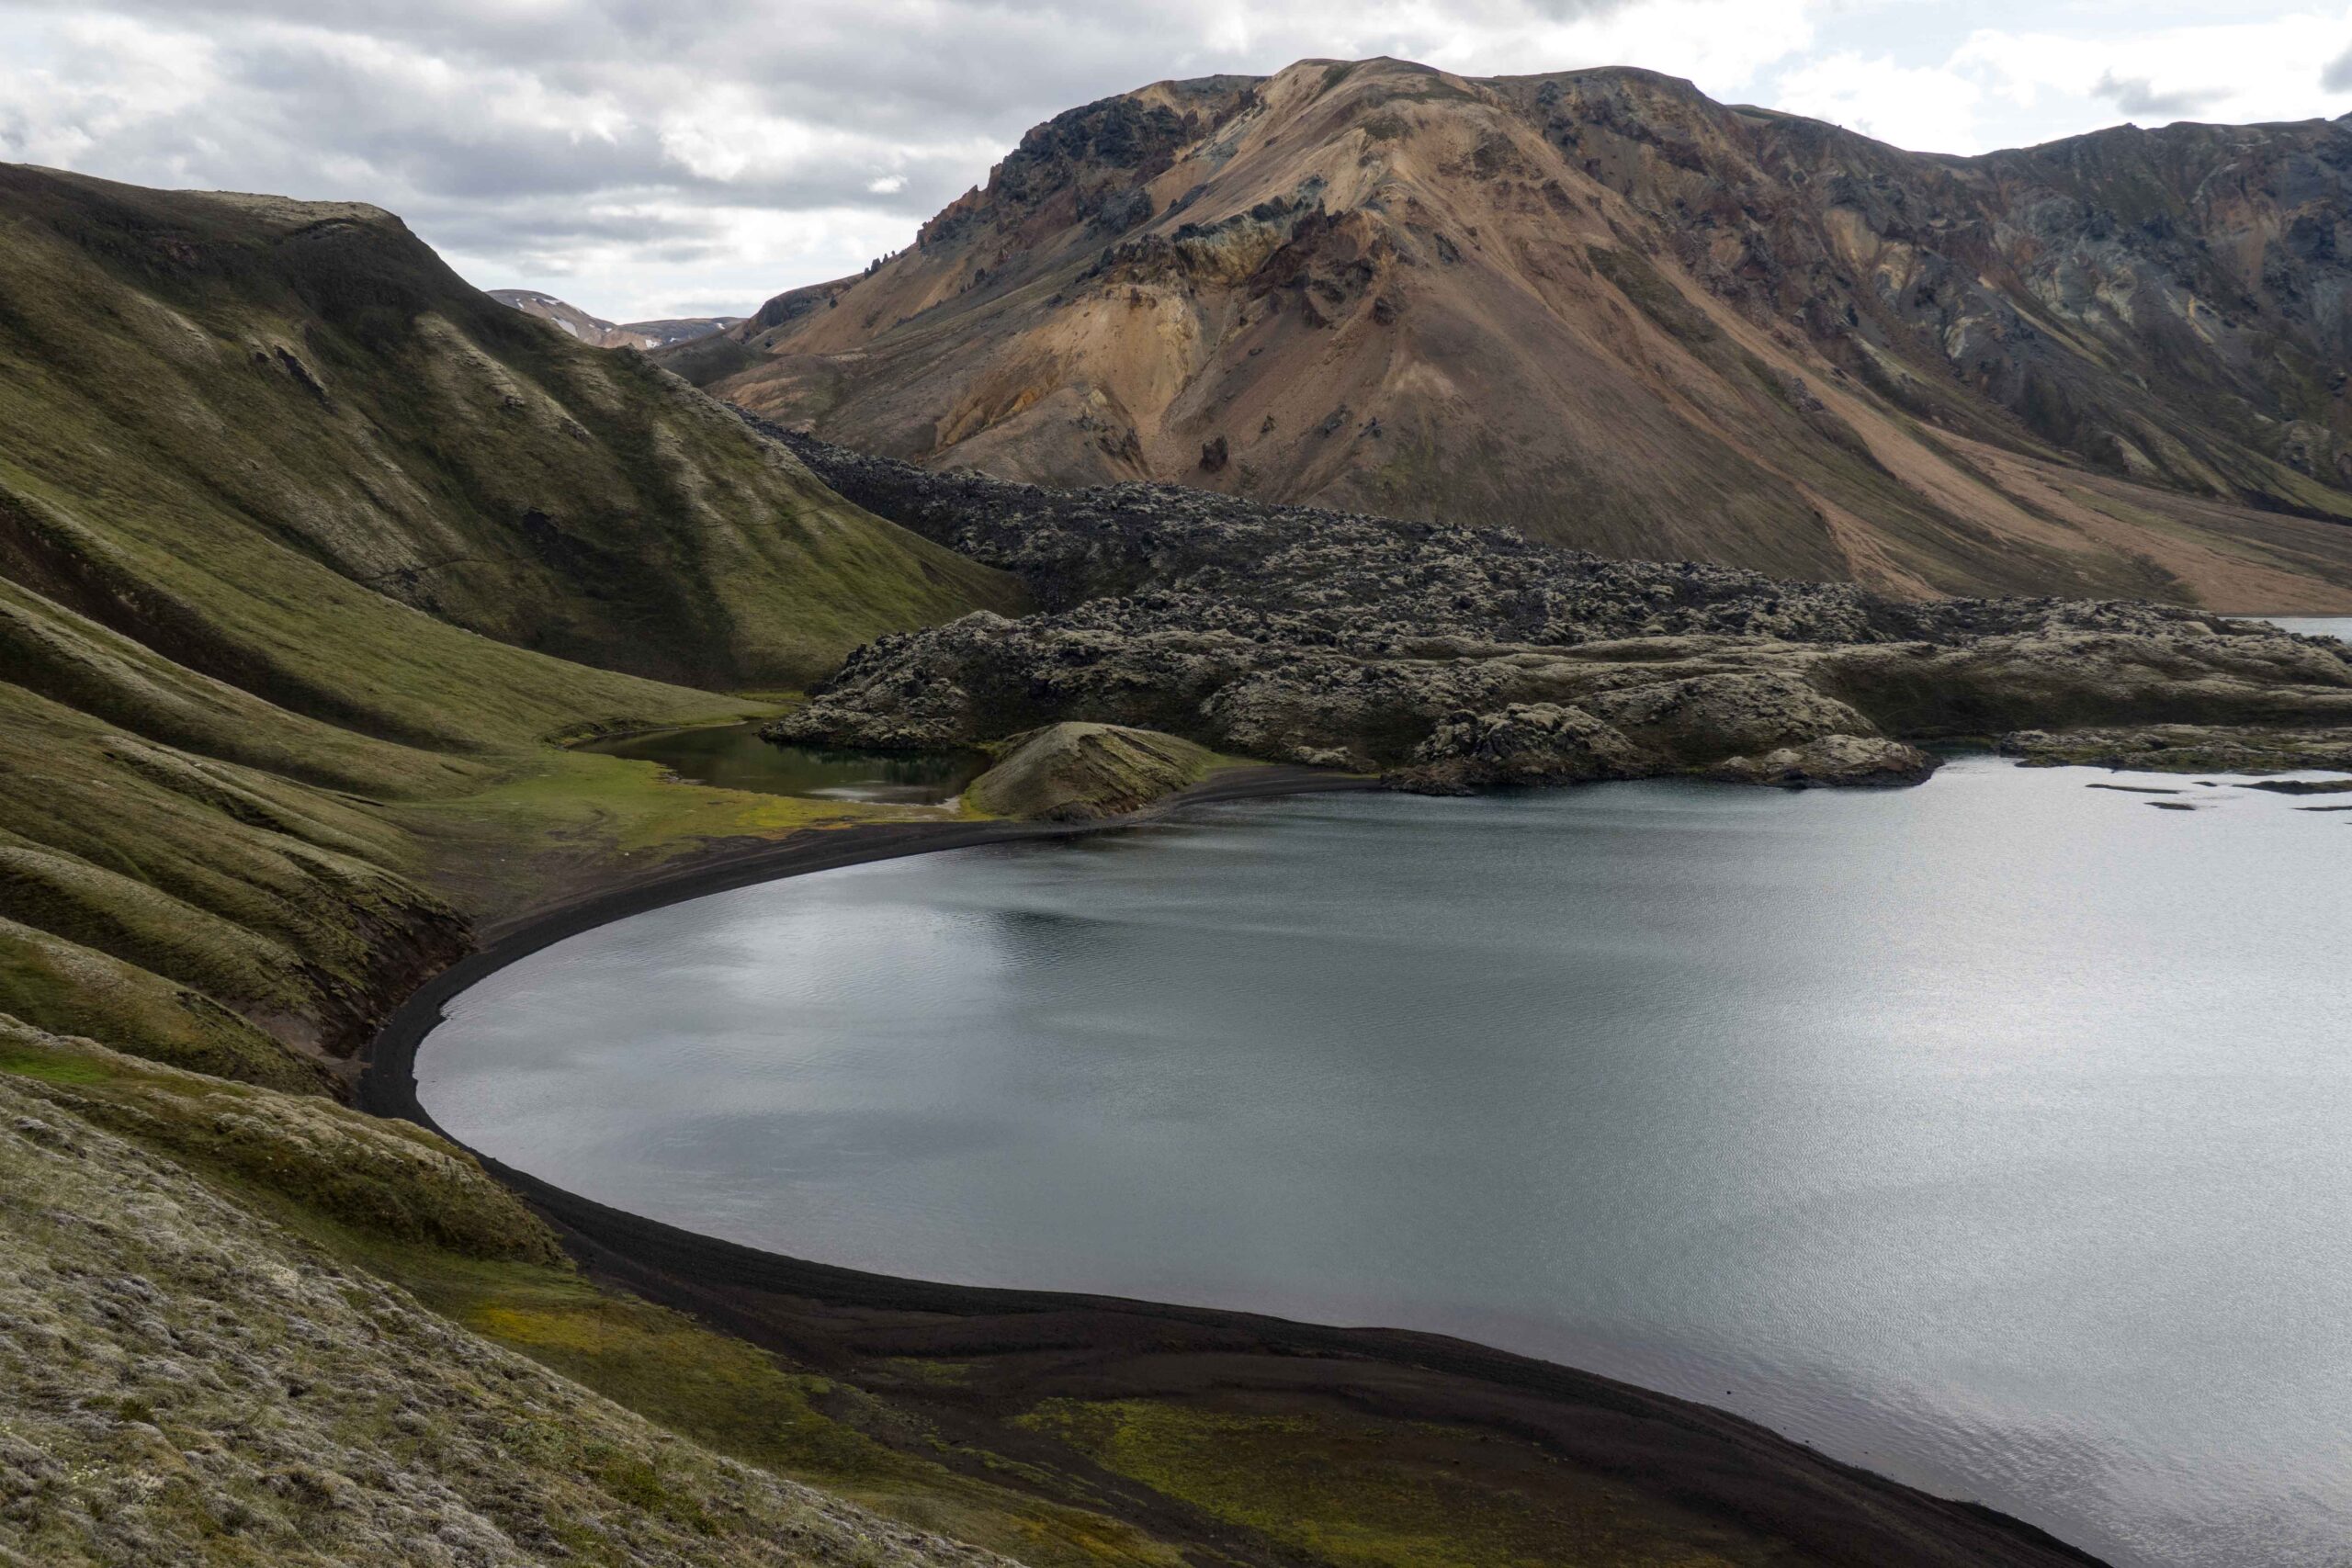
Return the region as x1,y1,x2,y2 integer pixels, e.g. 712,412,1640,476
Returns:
3,0,2348,321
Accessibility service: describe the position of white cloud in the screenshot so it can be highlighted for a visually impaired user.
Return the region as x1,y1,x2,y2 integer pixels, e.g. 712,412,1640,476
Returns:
1445,0,1816,92
1954,6,2352,146
3,2,2348,316
1773,50,1982,152
0,15,217,172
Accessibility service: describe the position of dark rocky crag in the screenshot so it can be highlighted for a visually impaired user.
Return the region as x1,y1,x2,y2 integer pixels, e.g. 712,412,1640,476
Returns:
763,423,2352,788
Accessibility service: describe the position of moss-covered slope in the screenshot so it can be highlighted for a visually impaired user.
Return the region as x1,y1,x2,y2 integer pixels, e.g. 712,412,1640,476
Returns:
0,163,1021,698
0,1023,1014,1568
0,164,1023,1089
964,723,1217,819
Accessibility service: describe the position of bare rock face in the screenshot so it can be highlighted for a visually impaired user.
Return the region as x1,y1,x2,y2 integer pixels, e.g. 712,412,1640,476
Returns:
1395,704,1645,792
965,722,1216,819
686,58,2352,608
766,427,2352,791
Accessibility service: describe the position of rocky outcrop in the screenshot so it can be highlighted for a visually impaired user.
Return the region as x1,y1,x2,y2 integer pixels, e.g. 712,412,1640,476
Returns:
1998,724,2352,773
685,59,2352,608
1393,704,1645,792
964,722,1216,819
767,428,2352,788
1705,735,1937,787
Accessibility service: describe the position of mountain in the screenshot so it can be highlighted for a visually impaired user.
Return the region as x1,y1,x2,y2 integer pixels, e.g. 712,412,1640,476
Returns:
490,286,742,349
0,167,1014,693
0,158,1020,1079
676,57,2352,610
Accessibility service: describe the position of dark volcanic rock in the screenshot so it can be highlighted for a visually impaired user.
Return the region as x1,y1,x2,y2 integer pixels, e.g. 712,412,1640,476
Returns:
764,423,2352,788
1998,724,2352,773
1703,735,1939,788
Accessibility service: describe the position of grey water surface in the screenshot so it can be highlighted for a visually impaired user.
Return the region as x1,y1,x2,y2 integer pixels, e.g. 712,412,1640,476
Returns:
420,751,2352,1568
2254,615,2352,640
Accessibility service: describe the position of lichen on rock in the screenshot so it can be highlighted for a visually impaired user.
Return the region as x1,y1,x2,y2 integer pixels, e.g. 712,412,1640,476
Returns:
1705,735,1939,787
0,1043,1014,1568
767,428,2352,793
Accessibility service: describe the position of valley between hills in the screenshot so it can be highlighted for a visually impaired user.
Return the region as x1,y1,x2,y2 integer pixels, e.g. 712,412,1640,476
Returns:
3,55,2352,1568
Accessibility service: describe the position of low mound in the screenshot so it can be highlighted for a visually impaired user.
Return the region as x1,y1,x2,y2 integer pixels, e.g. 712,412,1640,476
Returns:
964,722,1216,819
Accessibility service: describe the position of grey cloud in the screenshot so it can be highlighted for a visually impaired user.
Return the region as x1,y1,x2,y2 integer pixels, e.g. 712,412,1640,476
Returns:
2092,70,2224,120
0,0,1644,314
2324,45,2352,95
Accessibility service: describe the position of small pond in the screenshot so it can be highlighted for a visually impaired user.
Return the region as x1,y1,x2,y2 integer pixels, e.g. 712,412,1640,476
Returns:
580,722,985,805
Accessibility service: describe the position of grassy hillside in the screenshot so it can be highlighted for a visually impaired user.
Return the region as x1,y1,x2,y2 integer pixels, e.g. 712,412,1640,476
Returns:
0,160,1025,1087
0,164,1020,695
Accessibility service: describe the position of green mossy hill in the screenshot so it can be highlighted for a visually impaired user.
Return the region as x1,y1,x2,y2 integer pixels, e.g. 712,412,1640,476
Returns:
0,163,1023,1086
0,1017,1184,1566
0,163,1020,698
0,1064,1013,1568
0,1016,556,1262
965,723,1216,820
1021,1398,1770,1568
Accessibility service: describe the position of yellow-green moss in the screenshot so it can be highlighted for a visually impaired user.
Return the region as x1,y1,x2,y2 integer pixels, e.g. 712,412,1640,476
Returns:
964,724,1217,821
250,1217,1182,1568
1018,1398,1762,1568
0,1020,557,1260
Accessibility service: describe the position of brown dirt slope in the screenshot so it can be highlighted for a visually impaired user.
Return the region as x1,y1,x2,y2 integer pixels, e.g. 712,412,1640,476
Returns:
685,58,2352,610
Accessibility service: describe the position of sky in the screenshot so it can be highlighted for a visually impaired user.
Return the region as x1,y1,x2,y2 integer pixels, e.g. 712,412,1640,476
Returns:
3,1,2350,323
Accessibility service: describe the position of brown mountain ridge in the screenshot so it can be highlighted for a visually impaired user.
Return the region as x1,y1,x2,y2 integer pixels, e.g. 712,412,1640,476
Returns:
490,287,741,349
670,57,2352,610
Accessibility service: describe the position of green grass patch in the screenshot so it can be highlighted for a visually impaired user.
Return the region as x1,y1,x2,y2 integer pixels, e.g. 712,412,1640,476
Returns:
232,1213,1180,1568
1019,1397,1763,1568
0,1050,110,1084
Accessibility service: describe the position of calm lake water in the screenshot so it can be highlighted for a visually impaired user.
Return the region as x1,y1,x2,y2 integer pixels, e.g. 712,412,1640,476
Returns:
579,722,984,804
427,760,2352,1562
2256,616,2352,639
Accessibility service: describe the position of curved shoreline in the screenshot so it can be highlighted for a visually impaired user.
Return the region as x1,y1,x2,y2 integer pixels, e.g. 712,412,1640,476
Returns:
362,763,1378,1130
360,765,2104,1568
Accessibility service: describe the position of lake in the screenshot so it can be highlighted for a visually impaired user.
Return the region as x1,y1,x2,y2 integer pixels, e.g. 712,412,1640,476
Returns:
424,645,2352,1568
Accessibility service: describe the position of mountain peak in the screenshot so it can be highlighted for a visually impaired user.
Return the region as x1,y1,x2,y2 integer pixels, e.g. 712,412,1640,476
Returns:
487,288,741,349
674,56,2352,609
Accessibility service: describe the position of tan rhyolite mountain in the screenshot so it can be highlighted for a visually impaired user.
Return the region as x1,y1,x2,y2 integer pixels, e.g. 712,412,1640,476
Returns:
677,57,2352,609
490,287,741,349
